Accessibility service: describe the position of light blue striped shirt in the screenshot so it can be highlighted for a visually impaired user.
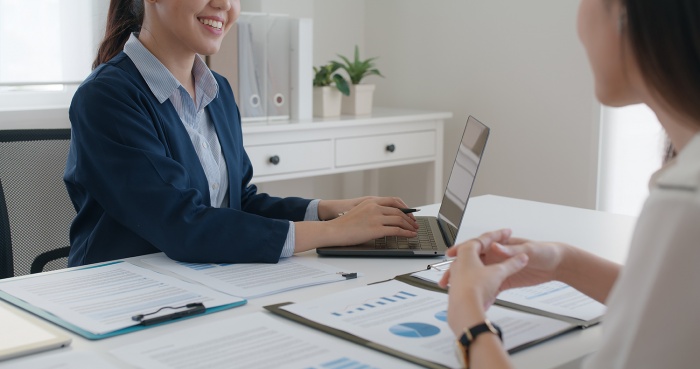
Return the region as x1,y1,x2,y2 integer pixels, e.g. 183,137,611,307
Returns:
123,34,319,258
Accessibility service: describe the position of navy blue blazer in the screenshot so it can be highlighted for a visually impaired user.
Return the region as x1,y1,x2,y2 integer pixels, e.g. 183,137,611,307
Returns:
64,52,311,266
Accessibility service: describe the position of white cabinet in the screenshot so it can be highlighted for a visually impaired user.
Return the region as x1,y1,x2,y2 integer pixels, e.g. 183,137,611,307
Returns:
246,140,333,176
335,130,436,167
243,108,451,203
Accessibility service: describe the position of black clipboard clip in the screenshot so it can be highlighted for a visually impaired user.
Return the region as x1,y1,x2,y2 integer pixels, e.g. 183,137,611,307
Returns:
131,302,206,326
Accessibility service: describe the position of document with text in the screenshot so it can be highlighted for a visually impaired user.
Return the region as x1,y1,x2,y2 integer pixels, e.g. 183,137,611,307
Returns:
140,254,358,298
411,268,605,324
0,262,245,336
2,351,120,369
276,280,573,368
110,312,422,369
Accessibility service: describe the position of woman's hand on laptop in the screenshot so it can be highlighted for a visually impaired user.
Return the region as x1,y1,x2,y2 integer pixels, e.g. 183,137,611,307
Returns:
294,197,419,252
318,196,417,222
324,197,419,246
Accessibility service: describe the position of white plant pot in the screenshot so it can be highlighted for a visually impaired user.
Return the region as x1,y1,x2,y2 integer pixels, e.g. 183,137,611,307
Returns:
313,86,342,118
341,84,376,115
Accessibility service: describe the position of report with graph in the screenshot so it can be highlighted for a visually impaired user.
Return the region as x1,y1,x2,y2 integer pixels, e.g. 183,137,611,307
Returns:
408,267,605,326
110,312,422,369
268,280,574,369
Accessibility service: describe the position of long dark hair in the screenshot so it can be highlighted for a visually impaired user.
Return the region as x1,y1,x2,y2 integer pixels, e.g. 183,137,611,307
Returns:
92,0,144,69
622,0,700,123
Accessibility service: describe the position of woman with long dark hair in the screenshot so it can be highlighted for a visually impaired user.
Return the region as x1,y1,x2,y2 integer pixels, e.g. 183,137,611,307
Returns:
64,0,418,266
441,0,700,367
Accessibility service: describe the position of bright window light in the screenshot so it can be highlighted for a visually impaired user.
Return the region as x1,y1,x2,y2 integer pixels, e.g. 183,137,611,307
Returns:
598,104,664,216
0,0,105,109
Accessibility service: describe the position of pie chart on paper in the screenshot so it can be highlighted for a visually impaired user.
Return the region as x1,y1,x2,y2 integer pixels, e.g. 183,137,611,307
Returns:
389,322,441,338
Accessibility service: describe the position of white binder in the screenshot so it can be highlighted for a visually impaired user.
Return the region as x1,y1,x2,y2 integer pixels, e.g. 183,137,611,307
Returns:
207,13,312,124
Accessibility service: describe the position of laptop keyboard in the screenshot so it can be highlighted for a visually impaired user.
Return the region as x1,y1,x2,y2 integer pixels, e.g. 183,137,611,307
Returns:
374,218,437,250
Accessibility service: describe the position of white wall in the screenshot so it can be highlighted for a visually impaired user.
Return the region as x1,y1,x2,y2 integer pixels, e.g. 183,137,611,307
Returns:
365,0,600,209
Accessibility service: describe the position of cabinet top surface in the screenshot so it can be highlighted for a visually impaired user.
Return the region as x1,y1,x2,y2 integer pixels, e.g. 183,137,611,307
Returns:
241,107,453,134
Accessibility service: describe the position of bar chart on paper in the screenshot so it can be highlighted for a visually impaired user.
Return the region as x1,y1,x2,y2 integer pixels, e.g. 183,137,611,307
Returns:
311,357,382,369
331,290,418,317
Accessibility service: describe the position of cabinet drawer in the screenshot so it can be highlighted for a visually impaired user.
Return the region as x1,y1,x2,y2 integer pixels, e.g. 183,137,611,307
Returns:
336,131,436,167
247,140,333,176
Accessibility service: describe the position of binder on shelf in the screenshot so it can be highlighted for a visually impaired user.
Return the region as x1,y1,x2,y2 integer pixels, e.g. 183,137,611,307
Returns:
208,13,312,124
0,262,247,340
290,18,313,122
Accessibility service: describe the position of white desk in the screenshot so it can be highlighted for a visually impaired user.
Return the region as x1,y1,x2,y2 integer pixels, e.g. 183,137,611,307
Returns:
0,195,637,369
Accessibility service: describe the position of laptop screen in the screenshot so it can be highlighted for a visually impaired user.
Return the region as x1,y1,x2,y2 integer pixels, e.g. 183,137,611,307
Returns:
437,116,490,243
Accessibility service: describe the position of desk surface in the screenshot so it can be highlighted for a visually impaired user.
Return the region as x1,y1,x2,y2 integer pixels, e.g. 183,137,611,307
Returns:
0,195,637,369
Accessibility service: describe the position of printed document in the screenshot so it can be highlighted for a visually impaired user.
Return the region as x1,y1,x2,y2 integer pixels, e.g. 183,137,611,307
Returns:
412,268,605,321
140,254,357,298
2,351,120,369
281,280,572,368
0,262,244,335
110,312,422,369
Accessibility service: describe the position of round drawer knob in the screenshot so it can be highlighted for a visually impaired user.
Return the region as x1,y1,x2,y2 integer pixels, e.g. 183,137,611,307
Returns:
269,155,280,165
386,144,396,153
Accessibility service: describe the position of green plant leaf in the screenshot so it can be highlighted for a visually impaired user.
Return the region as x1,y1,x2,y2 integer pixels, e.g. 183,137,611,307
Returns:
333,74,350,96
332,46,383,85
367,69,384,78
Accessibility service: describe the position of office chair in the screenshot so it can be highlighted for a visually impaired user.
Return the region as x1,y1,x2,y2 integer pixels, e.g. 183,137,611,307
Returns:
0,129,74,279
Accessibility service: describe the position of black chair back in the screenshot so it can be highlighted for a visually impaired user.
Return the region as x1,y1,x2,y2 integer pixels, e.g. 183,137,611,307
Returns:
0,129,73,278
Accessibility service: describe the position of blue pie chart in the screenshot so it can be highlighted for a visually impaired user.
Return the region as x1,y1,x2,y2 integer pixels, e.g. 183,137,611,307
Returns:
389,322,441,338
434,310,448,322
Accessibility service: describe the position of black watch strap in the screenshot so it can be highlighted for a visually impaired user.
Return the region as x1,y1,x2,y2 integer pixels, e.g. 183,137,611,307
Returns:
459,319,503,347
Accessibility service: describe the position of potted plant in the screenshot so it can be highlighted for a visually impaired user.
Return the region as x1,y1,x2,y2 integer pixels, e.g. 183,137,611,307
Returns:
312,63,350,118
333,45,384,115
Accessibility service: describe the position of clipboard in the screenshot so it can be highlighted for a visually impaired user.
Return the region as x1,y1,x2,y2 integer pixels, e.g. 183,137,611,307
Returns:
0,291,246,340
265,302,449,369
264,280,579,369
0,262,247,340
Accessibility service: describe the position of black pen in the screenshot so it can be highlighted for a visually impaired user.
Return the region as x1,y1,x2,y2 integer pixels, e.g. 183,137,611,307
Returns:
134,303,206,326
400,208,420,214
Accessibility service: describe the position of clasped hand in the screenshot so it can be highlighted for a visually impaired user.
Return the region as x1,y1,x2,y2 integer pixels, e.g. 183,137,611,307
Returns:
438,229,568,335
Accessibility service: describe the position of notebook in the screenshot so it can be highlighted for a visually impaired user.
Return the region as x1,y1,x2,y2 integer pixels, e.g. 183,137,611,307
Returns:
0,303,71,361
317,116,490,257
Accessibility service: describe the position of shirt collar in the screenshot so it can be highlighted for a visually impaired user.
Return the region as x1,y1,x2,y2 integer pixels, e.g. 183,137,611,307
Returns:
123,33,218,106
649,132,700,190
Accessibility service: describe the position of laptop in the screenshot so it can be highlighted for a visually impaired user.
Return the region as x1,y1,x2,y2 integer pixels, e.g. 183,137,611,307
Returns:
317,116,490,257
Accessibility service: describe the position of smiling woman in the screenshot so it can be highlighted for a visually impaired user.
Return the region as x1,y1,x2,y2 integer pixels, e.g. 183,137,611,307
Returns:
64,0,418,268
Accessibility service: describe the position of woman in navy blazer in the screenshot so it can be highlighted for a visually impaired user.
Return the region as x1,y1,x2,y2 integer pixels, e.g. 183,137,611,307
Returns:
64,0,418,267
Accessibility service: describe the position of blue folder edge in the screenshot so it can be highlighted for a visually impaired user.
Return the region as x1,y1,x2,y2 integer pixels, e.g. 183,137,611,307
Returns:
0,261,248,340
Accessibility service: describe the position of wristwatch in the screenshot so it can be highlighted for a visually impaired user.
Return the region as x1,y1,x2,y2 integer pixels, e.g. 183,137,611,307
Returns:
455,319,503,368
